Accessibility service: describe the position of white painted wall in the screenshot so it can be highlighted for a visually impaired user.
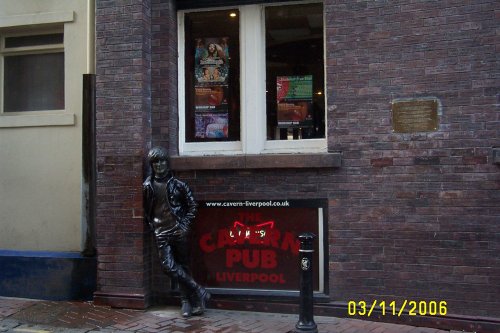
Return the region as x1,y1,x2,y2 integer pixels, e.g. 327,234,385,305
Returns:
0,0,95,251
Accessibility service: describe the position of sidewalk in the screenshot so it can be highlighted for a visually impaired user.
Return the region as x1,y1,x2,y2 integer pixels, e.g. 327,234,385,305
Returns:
0,297,468,333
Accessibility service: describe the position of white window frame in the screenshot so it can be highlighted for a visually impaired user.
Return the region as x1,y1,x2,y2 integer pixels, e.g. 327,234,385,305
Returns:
178,2,327,156
0,11,75,128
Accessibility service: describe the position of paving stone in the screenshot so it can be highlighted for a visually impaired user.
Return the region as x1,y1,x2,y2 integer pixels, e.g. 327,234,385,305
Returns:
0,297,484,333
0,319,22,332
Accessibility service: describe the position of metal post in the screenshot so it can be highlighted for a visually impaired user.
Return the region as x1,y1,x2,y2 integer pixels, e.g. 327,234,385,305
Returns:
294,232,318,333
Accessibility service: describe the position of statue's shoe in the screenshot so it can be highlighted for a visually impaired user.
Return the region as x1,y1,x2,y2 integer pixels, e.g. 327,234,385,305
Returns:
192,289,211,315
181,300,192,318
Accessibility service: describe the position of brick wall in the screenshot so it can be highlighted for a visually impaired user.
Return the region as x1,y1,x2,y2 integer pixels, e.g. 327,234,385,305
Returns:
150,0,179,296
325,0,499,317
94,0,153,308
151,0,178,152
94,0,500,318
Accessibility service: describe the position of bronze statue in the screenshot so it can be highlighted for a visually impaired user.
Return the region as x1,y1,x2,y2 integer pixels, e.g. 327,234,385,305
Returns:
143,147,210,317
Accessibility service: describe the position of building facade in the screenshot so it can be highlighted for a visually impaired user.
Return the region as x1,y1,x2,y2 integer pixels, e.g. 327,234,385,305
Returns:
1,0,498,330
0,0,96,300
93,0,499,324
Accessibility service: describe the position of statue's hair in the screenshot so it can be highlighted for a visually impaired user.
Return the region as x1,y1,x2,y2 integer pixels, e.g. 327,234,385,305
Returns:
147,146,169,164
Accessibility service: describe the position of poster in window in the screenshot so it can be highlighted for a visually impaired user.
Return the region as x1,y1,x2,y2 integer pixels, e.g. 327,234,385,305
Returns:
193,37,230,140
195,113,229,139
195,37,229,85
276,75,313,128
195,86,228,113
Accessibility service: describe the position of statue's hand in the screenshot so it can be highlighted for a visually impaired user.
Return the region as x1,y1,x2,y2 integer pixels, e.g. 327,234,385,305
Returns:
173,223,189,237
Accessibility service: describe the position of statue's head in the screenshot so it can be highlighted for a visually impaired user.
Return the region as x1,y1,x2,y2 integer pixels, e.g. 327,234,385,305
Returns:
147,147,170,179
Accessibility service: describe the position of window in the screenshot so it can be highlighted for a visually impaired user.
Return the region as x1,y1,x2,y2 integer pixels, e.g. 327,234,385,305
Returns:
179,2,326,155
1,31,65,113
183,9,240,143
265,3,325,141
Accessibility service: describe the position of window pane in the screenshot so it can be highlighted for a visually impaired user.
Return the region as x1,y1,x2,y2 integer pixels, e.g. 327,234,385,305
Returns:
5,33,64,48
4,52,65,112
266,3,325,140
184,10,240,142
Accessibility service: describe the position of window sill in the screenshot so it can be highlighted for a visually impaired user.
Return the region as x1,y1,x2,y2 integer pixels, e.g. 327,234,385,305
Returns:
170,152,341,171
0,113,75,128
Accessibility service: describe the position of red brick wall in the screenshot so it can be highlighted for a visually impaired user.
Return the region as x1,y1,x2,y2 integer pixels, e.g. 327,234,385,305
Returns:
325,0,499,317
151,0,178,152
94,0,153,307
95,0,500,317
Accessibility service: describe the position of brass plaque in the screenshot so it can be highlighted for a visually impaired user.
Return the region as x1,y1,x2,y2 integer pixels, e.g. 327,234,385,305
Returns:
392,99,439,133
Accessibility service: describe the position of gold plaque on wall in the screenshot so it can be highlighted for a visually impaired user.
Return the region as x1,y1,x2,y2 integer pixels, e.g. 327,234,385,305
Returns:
392,98,439,133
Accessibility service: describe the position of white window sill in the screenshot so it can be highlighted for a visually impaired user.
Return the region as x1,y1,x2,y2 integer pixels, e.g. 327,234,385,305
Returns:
180,139,328,156
0,112,75,128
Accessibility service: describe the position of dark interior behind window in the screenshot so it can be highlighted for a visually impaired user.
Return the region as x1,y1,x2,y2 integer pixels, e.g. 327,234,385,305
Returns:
265,3,324,140
4,52,65,112
184,10,240,142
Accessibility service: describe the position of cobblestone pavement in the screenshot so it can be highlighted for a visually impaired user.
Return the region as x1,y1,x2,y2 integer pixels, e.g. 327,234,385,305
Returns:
0,297,470,333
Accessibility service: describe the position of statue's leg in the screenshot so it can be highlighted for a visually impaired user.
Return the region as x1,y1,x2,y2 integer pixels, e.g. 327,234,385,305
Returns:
158,243,176,275
179,287,192,317
174,244,193,318
174,266,210,314
158,243,193,317
170,239,211,314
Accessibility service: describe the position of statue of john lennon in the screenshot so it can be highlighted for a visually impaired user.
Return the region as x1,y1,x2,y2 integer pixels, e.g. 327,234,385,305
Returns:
143,146,210,317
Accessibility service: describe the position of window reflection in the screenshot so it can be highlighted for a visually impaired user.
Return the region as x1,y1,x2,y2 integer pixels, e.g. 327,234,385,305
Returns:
265,3,325,140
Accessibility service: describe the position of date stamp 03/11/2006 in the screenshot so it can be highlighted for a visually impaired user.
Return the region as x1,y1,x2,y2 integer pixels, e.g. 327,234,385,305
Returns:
347,300,448,318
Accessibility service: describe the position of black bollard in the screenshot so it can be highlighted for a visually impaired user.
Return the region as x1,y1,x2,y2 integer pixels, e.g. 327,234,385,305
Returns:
293,232,318,333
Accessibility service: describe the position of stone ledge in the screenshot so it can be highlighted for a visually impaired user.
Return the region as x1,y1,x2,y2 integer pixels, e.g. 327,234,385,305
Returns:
93,292,150,310
170,153,341,171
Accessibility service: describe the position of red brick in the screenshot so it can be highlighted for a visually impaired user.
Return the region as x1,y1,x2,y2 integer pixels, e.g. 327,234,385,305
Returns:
93,0,499,319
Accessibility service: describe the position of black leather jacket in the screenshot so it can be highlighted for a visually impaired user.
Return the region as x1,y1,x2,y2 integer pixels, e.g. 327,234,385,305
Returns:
143,175,197,235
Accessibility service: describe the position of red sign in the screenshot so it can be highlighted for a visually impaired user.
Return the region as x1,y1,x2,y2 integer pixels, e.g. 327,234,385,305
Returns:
190,200,325,292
